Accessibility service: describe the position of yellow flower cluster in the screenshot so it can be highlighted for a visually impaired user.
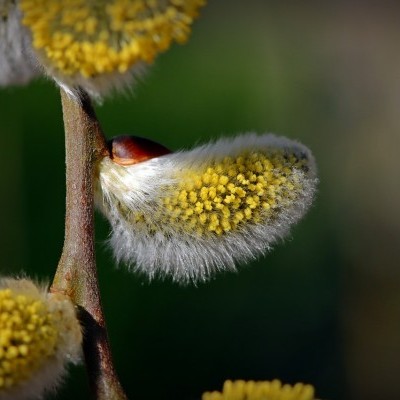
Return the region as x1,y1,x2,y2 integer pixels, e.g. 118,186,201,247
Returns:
133,150,306,236
19,0,205,78
0,288,58,390
0,278,82,399
202,380,316,400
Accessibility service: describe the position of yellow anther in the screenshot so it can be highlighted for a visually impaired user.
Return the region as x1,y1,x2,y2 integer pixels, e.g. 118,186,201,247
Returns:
189,191,198,203
208,187,217,199
199,213,207,224
201,173,209,184
216,184,226,194
235,188,246,198
204,201,213,211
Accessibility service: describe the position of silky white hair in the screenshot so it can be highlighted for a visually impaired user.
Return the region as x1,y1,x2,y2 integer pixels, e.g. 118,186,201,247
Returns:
96,133,318,284
0,0,39,86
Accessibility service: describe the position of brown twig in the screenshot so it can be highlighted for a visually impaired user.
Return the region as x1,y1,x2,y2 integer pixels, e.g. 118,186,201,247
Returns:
51,89,128,400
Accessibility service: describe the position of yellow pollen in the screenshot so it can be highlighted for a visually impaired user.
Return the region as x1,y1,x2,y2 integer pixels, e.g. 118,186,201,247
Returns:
19,0,206,78
0,289,58,390
130,149,308,237
202,379,316,400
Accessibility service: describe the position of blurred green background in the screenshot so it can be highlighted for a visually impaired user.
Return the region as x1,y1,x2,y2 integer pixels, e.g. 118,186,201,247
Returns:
1,1,400,399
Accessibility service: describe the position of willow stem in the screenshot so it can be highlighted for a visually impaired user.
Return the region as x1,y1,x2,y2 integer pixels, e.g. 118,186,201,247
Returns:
51,89,127,400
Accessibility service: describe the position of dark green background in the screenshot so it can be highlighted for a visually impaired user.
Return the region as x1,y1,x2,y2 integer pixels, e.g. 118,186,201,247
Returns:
1,1,400,399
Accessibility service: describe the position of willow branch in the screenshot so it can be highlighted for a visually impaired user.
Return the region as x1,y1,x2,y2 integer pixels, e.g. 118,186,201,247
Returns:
51,89,127,400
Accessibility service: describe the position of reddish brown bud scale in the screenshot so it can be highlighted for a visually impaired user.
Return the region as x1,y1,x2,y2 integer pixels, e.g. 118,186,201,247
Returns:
108,135,171,165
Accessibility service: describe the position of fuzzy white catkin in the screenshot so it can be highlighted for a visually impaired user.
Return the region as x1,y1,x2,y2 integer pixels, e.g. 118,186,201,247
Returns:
0,0,39,86
15,0,205,100
0,278,82,400
95,133,318,284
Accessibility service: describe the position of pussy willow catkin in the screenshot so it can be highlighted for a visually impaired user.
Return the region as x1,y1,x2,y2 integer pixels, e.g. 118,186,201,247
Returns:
96,133,317,283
